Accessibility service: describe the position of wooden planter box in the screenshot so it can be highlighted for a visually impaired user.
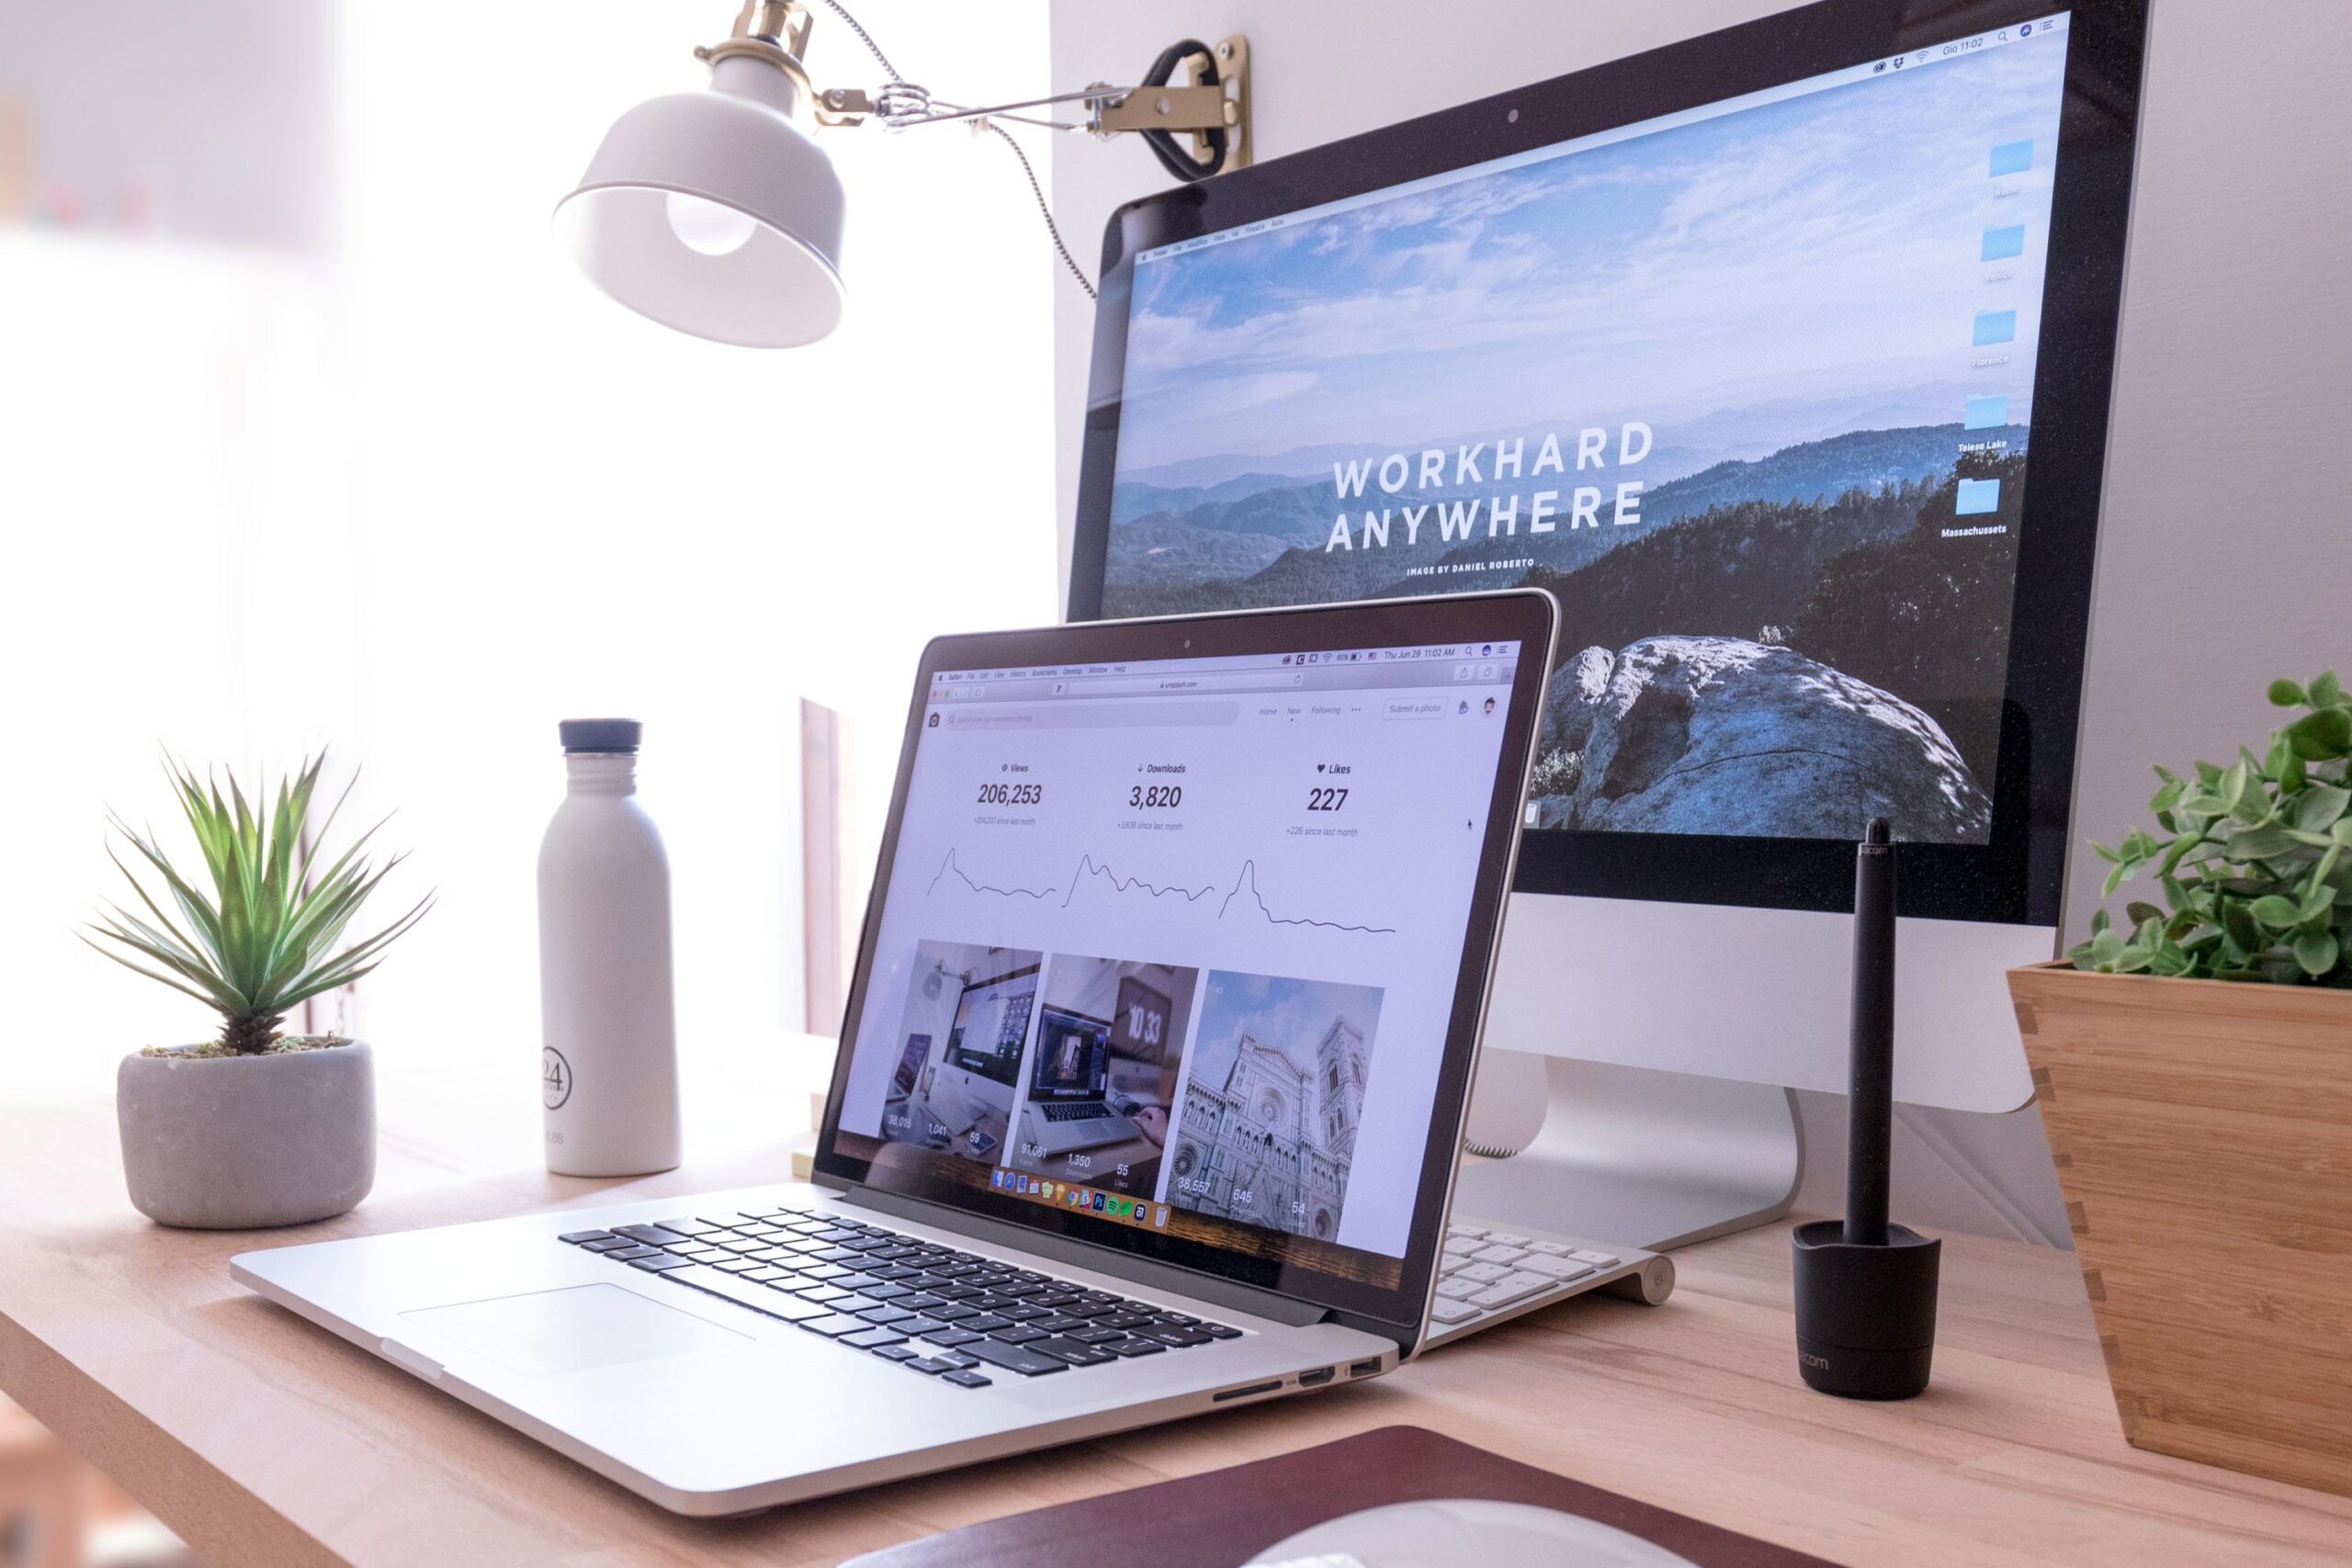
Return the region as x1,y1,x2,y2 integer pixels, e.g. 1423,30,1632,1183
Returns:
2008,961,2352,1496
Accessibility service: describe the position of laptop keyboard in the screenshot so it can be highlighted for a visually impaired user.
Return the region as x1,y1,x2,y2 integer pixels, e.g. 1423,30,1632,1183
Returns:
1039,1103,1117,1123
560,1205,1241,1388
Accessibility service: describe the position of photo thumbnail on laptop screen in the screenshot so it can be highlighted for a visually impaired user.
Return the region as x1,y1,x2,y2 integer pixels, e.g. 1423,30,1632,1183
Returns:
1102,17,2075,845
833,639,1521,1285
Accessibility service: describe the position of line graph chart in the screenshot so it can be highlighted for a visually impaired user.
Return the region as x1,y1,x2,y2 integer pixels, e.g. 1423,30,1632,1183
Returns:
925,848,1398,935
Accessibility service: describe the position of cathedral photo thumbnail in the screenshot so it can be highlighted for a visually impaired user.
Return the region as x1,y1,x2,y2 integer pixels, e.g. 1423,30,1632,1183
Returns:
1167,971,1384,1242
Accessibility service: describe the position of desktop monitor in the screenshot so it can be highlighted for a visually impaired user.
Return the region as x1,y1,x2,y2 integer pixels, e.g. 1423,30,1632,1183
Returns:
1066,0,2149,1239
933,964,1037,1127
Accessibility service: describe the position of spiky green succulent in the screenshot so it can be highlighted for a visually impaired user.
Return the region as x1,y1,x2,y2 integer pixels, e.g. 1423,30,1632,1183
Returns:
85,753,433,1053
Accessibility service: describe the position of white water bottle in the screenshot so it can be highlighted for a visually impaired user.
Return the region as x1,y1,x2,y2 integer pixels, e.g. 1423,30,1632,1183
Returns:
537,718,682,1176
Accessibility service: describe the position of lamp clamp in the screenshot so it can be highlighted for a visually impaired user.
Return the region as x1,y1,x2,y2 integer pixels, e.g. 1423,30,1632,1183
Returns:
694,1,1250,175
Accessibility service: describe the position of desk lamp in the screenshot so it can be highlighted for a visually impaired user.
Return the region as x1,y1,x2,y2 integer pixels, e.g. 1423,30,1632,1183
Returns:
557,0,1251,346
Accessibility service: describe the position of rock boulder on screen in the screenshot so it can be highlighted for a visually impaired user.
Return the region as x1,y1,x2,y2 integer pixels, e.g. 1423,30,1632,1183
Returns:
1529,636,1991,840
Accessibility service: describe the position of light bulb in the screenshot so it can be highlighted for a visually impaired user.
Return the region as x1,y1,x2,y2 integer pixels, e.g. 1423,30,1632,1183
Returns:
664,191,759,256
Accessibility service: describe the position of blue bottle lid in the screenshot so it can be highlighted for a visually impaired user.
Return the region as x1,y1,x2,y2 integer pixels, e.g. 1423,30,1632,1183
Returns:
558,718,642,754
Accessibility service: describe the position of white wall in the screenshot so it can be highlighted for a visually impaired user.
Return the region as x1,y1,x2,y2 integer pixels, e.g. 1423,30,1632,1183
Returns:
4,1,1059,1101
1047,0,2352,1244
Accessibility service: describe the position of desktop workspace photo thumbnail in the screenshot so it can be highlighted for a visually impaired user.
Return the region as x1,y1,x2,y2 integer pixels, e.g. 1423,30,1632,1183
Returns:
6,1,2352,1565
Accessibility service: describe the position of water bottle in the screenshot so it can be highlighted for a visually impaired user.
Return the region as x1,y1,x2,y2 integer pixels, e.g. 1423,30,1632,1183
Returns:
537,718,682,1175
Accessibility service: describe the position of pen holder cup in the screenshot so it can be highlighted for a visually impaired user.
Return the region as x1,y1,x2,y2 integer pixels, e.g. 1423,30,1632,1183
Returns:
1792,1220,1940,1400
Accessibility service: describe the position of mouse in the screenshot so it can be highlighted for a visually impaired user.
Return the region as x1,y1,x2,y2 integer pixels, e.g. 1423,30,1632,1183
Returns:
1244,1499,1699,1568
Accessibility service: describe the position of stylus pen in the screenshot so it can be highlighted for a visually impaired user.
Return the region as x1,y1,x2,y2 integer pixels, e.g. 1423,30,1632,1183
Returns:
1845,818,1895,1248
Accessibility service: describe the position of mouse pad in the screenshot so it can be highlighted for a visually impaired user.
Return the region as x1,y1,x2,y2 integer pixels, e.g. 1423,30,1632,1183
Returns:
401,1282,750,1378
837,1426,1833,1568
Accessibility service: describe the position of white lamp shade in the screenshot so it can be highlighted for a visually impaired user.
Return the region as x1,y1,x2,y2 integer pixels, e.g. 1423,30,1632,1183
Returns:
556,56,847,348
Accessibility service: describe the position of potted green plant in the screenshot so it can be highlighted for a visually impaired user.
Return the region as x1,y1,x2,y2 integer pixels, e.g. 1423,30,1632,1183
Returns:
85,754,431,1229
2008,673,2352,1496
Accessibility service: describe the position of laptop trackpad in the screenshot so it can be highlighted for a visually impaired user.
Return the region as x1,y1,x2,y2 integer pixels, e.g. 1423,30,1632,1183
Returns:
401,1282,751,1378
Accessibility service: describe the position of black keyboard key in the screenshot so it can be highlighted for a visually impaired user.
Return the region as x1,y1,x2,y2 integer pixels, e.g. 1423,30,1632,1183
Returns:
960,1339,1068,1377
799,1314,873,1337
941,1369,993,1388
865,1266,921,1282
663,1266,829,1321
870,1344,920,1362
998,1305,1051,1323
993,1280,1046,1297
1200,1324,1242,1339
862,1283,914,1303
1030,1316,1087,1335
833,1273,886,1292
1094,1313,1150,1330
1108,1338,1165,1357
1141,1325,1213,1347
1157,1312,1200,1325
925,1303,977,1322
857,1306,916,1326
928,1285,984,1302
1032,1337,1116,1367
924,1327,985,1348
1028,1291,1080,1309
902,1355,956,1375
960,1314,1013,1334
605,1244,662,1261
897,1317,949,1337
628,1252,695,1272
989,1325,1047,1345
1058,1301,1114,1319
580,1237,638,1254
614,1224,689,1247
811,1228,865,1244
1070,1327,1126,1346
560,1230,615,1245
842,1326,910,1349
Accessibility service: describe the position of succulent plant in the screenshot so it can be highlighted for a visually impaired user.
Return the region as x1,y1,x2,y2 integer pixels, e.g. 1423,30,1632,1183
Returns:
2073,673,2351,985
84,754,433,1053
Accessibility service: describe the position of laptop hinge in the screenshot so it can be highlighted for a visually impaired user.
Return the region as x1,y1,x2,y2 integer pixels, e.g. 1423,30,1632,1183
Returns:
837,1185,1326,1329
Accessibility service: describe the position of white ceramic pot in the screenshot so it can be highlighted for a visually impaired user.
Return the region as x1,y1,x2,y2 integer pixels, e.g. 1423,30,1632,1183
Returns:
116,1040,376,1228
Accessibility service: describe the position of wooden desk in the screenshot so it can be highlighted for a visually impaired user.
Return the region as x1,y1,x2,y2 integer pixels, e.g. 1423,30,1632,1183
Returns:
5,1053,2350,1568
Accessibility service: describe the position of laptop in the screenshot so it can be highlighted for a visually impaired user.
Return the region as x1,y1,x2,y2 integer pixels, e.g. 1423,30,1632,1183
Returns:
232,590,1650,1516
1018,1005,1140,1156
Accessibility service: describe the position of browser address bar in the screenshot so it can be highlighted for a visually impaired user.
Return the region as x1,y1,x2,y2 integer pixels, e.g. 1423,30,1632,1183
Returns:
1054,670,1306,696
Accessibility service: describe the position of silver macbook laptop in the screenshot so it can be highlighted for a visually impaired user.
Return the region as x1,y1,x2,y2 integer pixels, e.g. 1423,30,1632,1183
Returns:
232,590,1650,1516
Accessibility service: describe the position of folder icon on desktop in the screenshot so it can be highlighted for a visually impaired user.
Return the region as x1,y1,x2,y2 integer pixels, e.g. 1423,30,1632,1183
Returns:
1956,479,2001,515
1973,310,2018,346
1989,140,2032,176
1964,395,2008,430
1981,224,2026,262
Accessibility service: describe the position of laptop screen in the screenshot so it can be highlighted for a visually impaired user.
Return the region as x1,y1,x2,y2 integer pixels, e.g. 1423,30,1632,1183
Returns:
822,604,1546,1319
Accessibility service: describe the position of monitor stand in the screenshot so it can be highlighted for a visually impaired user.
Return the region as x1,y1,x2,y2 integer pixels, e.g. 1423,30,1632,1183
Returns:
1453,1047,1802,1252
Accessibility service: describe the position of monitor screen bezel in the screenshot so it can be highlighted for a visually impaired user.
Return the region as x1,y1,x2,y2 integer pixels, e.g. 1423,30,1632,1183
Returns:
1065,0,2150,928
811,590,1558,1333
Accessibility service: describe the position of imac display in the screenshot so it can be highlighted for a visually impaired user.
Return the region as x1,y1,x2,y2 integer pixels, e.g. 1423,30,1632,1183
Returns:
1102,20,2074,845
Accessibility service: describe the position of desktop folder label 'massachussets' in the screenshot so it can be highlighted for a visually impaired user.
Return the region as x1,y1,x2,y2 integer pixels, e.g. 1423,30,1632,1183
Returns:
1104,19,2075,846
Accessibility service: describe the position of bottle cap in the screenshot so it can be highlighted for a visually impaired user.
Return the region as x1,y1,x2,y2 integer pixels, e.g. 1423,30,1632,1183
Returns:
558,718,642,754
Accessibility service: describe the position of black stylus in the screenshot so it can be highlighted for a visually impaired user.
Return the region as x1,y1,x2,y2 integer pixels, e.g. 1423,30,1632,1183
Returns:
1845,817,1894,1248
